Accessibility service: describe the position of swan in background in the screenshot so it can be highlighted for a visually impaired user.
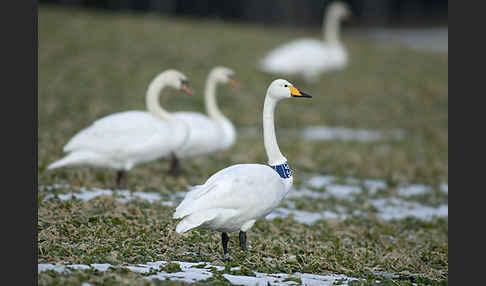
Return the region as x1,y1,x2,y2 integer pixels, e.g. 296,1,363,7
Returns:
48,70,194,188
259,1,351,83
174,79,311,258
170,67,239,176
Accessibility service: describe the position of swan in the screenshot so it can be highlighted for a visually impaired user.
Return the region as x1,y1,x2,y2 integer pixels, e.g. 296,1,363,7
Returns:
173,79,311,258
170,66,239,176
259,1,351,83
47,70,194,188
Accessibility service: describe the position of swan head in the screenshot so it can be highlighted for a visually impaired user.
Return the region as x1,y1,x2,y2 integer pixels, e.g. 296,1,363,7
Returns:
327,1,352,21
210,66,240,87
267,79,312,100
160,69,194,95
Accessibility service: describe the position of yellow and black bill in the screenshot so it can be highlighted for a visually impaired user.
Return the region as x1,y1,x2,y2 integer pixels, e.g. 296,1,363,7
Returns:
289,86,312,98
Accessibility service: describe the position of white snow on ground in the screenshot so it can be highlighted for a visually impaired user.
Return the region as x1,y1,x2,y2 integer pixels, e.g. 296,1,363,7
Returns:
368,27,448,53
440,183,448,194
366,198,448,221
238,126,405,142
38,261,363,285
266,207,349,225
40,174,448,223
301,126,404,142
396,184,431,197
40,186,173,206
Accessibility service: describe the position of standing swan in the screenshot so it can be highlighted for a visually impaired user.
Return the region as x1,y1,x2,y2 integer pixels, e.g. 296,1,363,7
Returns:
47,70,194,188
259,1,351,83
173,79,311,258
170,67,239,176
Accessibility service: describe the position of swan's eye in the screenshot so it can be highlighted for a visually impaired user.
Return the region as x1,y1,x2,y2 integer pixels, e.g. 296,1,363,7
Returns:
284,85,288,88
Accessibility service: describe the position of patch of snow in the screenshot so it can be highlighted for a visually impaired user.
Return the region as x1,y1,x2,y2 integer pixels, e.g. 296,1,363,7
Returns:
91,263,112,272
67,264,91,271
369,198,448,221
238,126,405,142
38,264,66,273
38,184,70,191
396,184,431,197
307,175,336,189
440,182,448,194
267,208,349,225
369,27,448,53
325,184,362,199
41,186,172,205
363,179,387,194
39,261,365,285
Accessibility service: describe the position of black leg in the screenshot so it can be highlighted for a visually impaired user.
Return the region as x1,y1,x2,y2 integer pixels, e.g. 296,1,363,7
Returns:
239,231,247,251
222,232,230,259
116,170,125,189
169,153,180,177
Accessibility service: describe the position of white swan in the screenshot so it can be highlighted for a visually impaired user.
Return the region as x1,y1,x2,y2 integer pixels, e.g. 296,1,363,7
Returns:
259,1,351,83
47,70,194,187
170,66,239,175
173,79,311,258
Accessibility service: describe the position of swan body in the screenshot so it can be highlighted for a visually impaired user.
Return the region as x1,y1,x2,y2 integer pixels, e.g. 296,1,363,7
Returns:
174,67,237,159
169,67,237,175
260,1,351,82
48,70,193,186
174,79,311,257
52,111,183,171
260,39,347,82
172,112,234,159
174,164,286,233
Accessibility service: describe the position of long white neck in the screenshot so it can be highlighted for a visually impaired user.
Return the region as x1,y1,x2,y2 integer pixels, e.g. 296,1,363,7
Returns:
263,95,287,166
204,73,226,122
323,11,341,45
146,74,174,121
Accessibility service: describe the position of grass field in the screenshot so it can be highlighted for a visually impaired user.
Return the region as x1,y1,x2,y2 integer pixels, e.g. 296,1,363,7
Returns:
38,5,448,285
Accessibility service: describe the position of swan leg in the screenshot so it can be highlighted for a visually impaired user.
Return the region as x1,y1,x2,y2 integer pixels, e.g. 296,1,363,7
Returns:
116,170,126,189
222,232,230,259
239,231,247,251
169,153,180,177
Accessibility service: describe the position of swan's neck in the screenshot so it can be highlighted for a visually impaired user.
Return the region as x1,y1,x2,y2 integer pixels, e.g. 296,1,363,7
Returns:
205,75,226,122
146,74,173,121
323,12,341,45
263,95,287,166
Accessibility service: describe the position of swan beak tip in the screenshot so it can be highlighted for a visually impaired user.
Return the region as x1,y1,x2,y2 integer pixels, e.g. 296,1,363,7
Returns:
229,78,241,88
289,86,312,98
181,84,195,96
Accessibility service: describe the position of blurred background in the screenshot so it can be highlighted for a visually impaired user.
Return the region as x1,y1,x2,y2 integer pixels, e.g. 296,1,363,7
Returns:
38,0,448,186
40,0,448,27
38,2,448,283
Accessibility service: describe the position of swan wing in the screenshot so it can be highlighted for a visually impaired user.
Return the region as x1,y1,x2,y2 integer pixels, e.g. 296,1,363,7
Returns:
63,111,174,156
174,164,284,220
172,112,224,157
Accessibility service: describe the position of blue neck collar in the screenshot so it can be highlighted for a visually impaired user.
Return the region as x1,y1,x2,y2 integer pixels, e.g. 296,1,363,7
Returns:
272,161,292,179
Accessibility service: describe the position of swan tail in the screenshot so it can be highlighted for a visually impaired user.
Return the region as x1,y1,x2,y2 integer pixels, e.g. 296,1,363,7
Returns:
47,151,96,170
173,183,217,219
175,211,218,234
